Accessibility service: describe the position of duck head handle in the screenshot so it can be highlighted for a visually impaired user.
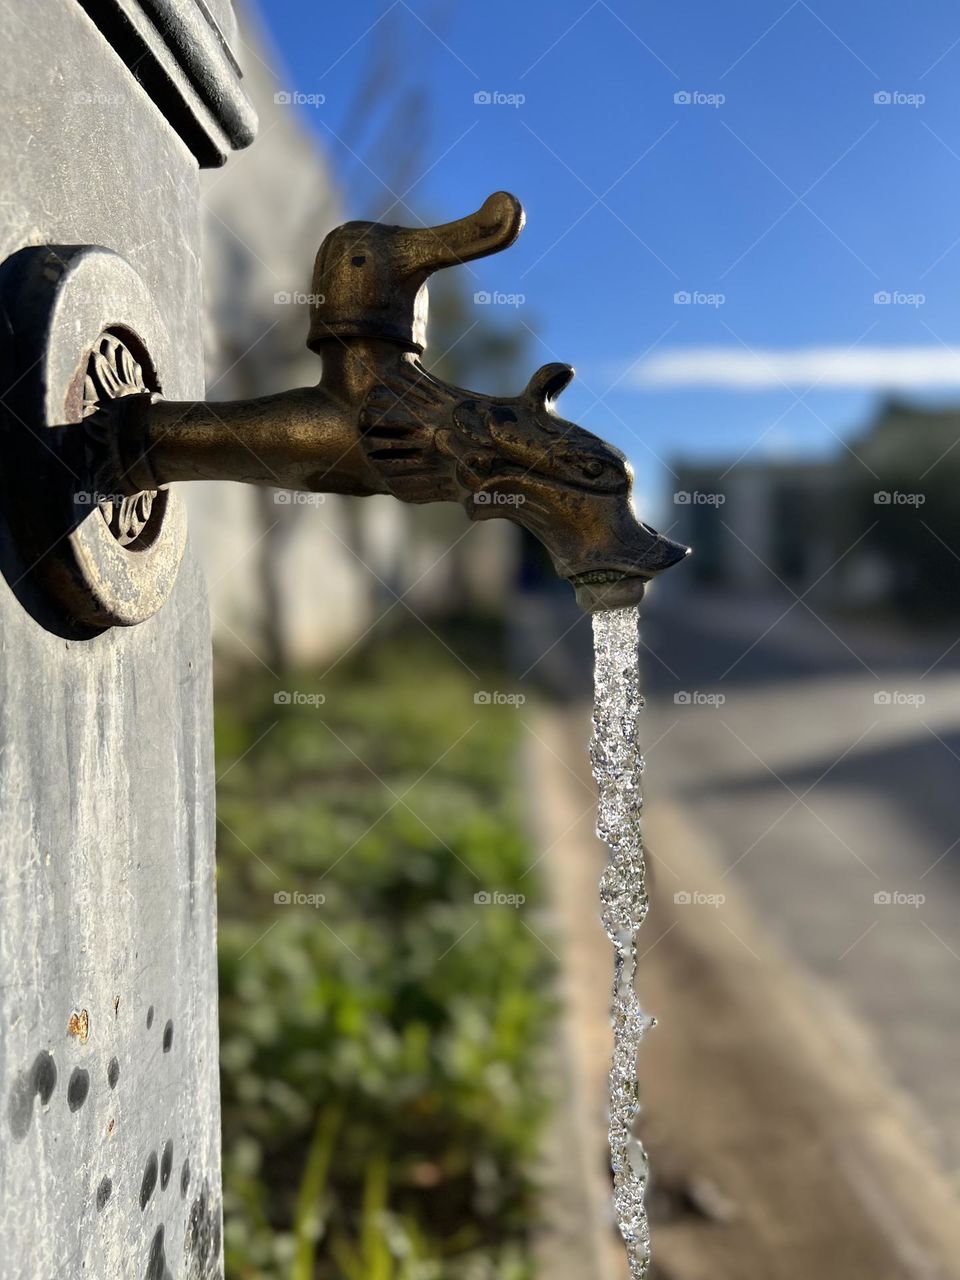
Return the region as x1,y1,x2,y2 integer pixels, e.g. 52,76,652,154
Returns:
307,190,525,353
108,192,689,613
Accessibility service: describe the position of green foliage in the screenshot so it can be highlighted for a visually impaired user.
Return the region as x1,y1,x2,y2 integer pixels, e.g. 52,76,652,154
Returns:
216,623,555,1279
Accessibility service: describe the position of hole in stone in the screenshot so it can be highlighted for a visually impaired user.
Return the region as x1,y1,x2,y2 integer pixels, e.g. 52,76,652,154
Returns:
140,1152,158,1210
67,1067,89,1113
160,1139,173,1190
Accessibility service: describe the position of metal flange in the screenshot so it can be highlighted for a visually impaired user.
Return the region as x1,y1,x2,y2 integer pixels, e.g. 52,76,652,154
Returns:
0,245,187,628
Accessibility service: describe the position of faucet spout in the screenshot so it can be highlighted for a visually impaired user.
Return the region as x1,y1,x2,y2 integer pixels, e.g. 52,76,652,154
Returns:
106,194,689,612
357,354,689,610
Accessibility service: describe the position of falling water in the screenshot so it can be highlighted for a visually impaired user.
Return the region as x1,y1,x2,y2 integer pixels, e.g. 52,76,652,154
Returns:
591,604,654,1278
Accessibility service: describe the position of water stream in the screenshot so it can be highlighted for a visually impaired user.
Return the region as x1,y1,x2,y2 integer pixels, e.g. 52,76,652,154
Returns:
591,605,654,1277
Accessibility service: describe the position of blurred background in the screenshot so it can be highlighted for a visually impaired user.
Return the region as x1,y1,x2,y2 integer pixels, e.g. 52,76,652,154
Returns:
198,3,960,1276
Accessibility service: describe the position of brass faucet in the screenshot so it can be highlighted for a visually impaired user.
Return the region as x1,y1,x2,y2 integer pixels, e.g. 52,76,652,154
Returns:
109,192,688,611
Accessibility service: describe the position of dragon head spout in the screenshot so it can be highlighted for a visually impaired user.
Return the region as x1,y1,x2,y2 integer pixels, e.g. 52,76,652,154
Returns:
361,358,688,612
447,363,689,611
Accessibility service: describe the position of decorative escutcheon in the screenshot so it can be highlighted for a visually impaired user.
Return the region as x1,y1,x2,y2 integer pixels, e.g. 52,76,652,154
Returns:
0,245,187,628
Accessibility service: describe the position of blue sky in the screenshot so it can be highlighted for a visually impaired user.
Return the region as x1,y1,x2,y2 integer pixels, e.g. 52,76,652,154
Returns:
247,0,960,514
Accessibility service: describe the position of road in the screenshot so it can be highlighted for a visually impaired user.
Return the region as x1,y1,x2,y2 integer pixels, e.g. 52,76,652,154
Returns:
639,584,960,1177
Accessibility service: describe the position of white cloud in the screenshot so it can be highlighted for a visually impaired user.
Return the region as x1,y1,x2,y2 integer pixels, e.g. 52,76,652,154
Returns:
623,346,960,390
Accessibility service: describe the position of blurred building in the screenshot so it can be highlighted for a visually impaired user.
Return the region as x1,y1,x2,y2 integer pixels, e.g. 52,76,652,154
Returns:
670,458,843,595
190,8,520,669
671,398,960,615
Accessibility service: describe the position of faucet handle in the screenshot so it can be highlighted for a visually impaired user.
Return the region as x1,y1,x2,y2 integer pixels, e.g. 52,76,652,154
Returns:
307,192,525,355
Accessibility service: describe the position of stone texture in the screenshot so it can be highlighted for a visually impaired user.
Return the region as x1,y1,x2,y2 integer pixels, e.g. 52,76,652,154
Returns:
0,1,237,1272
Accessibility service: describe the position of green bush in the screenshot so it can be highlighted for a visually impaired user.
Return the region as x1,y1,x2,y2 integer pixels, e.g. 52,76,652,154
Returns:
216,623,556,1278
